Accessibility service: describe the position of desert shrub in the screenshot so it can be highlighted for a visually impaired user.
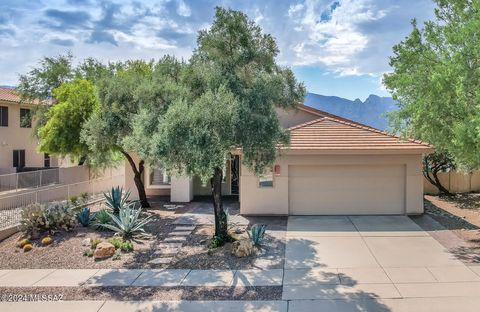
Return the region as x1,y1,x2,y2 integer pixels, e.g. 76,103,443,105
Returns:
83,249,93,257
76,207,93,227
69,195,79,206
20,202,75,236
112,249,122,260
107,236,124,249
120,240,134,252
104,186,130,214
91,238,103,249
101,203,151,239
41,236,53,246
80,192,89,201
93,209,112,230
248,224,267,246
23,244,33,252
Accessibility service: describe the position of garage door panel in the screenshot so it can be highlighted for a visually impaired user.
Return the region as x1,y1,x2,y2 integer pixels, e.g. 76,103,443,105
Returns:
289,165,405,215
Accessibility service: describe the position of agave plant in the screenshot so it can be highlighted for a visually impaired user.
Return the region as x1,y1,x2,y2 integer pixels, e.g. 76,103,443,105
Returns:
76,207,94,227
248,224,267,246
101,202,151,239
104,186,130,214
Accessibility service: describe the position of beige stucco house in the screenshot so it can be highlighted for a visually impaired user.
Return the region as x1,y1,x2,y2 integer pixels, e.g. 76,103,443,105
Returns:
0,87,59,174
126,104,432,215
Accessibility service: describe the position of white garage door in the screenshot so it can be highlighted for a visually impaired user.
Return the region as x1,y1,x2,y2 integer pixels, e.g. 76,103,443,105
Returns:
289,165,405,215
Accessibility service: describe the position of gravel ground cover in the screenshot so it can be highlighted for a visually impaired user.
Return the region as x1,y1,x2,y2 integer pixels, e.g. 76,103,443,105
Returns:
0,198,286,270
0,286,282,301
423,194,480,263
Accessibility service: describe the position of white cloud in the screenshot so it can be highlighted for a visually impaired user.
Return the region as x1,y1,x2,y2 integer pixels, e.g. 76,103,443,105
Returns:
286,0,386,75
177,0,191,17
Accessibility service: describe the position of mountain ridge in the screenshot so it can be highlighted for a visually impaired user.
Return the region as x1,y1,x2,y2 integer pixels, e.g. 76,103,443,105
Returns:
304,92,398,130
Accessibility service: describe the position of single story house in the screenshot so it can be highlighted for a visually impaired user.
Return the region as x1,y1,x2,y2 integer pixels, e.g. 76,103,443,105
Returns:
125,104,432,215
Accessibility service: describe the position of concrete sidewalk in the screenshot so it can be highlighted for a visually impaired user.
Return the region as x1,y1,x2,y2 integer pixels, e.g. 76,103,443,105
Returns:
0,268,284,287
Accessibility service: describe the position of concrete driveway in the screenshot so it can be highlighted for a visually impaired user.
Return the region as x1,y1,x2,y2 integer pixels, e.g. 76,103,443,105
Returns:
284,215,480,311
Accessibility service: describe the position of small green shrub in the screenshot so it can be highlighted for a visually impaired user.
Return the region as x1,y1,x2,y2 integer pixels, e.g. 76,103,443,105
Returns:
248,224,267,246
107,236,124,249
20,202,75,235
91,238,103,249
112,249,122,260
83,249,93,257
80,192,89,201
76,207,93,227
93,209,112,230
120,240,134,252
69,195,79,206
23,244,33,252
41,236,53,246
209,236,223,249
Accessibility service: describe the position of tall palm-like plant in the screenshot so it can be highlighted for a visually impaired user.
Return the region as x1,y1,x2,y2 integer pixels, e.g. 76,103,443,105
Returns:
104,186,130,214
101,202,151,239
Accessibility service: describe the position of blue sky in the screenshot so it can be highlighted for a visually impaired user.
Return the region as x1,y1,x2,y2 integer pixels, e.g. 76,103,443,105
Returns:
0,0,434,100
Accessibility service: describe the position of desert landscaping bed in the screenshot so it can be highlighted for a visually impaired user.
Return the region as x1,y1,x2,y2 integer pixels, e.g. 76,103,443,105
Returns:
0,198,286,270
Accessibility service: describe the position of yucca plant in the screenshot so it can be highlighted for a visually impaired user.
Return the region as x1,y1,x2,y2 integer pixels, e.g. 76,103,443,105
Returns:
248,224,267,246
104,186,130,214
76,207,94,227
101,202,151,239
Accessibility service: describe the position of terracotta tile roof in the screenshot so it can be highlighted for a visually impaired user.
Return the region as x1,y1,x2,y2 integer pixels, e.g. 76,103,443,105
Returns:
0,87,22,103
286,117,432,151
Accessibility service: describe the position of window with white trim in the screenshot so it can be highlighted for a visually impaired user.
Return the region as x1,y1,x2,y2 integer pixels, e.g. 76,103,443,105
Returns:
258,167,273,188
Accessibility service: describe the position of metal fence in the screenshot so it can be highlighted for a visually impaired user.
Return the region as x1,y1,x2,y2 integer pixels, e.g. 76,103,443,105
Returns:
0,168,60,192
0,174,125,230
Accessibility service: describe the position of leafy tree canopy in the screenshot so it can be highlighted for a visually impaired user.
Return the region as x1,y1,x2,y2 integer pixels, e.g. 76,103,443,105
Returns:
153,7,305,240
384,0,480,170
37,79,99,161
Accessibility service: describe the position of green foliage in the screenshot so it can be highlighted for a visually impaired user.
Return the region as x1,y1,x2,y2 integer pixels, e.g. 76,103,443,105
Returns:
248,224,267,246
209,236,224,249
83,249,93,257
153,7,305,241
76,207,93,227
23,244,33,252
112,249,122,260
101,203,151,239
93,209,112,230
383,0,480,169
120,240,134,252
107,236,124,249
20,202,76,235
37,79,99,161
103,186,130,214
91,238,103,249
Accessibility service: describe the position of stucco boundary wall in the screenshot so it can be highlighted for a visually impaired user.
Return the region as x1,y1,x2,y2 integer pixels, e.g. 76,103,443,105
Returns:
424,170,480,195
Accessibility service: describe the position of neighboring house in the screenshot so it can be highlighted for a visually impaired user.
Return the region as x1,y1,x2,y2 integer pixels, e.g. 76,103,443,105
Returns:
125,104,432,215
0,87,58,173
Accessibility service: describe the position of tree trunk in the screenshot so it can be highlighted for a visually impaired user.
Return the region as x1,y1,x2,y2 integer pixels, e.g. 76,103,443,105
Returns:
121,151,151,208
423,168,451,196
211,167,229,242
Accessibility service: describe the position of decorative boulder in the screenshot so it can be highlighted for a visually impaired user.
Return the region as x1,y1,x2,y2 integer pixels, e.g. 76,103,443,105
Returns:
231,239,254,258
93,242,116,260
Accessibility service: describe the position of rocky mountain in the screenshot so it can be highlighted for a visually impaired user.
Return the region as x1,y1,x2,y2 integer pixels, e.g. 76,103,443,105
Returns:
304,92,398,130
